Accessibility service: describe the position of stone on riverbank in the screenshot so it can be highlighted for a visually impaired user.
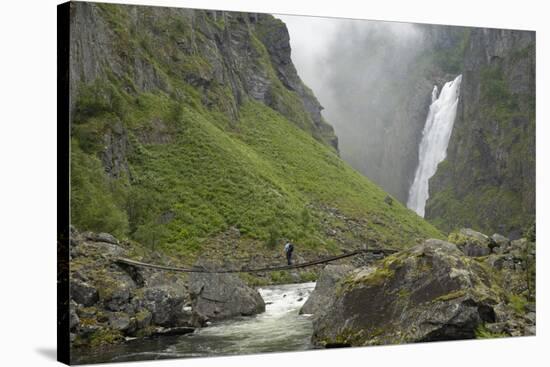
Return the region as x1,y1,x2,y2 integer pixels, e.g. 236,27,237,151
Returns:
312,238,532,347
189,261,266,320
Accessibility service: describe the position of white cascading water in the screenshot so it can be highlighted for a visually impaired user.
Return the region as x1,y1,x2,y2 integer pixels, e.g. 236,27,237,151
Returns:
407,74,462,217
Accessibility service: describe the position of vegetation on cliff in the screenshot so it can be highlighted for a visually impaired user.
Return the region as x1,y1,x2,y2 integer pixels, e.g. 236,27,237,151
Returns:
426,29,535,236
70,3,442,266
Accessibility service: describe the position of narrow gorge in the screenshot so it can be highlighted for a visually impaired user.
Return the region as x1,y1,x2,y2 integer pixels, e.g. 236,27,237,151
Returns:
285,20,535,237
63,2,536,364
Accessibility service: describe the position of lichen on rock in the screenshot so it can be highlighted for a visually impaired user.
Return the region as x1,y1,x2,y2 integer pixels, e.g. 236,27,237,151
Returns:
311,237,533,347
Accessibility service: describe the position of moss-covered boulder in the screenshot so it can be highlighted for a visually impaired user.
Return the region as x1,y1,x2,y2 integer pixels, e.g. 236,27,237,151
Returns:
312,239,507,347
300,264,353,316
448,228,496,257
71,279,99,307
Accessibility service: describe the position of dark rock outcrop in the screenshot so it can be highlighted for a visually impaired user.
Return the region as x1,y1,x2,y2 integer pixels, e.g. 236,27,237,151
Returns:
134,286,188,327
311,239,522,347
189,262,265,320
70,279,99,307
300,264,353,316
69,229,196,347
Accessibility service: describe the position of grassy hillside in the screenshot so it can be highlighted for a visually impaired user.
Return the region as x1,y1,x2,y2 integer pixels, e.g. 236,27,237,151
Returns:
70,3,443,265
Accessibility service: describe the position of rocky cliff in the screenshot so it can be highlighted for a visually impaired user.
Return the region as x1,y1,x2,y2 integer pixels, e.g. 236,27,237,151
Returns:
426,28,535,237
69,2,443,274
70,3,337,148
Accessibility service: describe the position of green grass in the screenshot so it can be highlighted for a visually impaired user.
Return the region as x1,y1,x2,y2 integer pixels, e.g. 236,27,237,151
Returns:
508,294,528,315
70,4,443,264
475,324,507,339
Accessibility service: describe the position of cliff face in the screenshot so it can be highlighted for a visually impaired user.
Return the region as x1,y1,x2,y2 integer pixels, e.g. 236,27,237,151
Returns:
426,28,535,237
320,23,468,203
70,3,337,149
69,2,442,266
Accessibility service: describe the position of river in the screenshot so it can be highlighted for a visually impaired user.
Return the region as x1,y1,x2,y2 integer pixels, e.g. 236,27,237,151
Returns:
72,282,317,364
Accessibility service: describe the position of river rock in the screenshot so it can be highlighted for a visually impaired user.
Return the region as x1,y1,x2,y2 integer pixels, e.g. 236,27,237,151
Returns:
312,239,503,347
300,264,353,316
189,263,265,320
152,326,195,336
71,279,99,306
108,312,132,332
136,286,187,327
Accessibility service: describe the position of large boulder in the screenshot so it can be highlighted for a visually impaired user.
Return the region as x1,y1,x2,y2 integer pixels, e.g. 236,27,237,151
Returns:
135,286,188,327
189,265,265,320
94,271,136,311
312,239,504,347
108,312,133,333
71,279,99,306
448,228,495,257
300,264,353,316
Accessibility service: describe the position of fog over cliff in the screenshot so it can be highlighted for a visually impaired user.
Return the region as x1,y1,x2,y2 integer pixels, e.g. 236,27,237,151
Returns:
277,14,447,202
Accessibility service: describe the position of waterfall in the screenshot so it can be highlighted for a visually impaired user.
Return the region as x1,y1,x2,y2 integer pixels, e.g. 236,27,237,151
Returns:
407,75,462,217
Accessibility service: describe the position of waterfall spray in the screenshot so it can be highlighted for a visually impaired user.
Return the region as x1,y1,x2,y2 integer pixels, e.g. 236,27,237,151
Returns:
407,75,462,217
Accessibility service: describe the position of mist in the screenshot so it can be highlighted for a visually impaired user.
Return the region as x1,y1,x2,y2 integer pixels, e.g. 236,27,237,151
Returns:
277,14,442,202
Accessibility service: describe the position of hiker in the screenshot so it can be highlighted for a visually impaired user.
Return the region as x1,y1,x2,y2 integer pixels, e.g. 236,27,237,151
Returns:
284,240,294,265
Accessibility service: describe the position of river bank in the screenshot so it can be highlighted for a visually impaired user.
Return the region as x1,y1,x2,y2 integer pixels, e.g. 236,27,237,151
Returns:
72,282,316,364
68,227,330,361
68,226,535,364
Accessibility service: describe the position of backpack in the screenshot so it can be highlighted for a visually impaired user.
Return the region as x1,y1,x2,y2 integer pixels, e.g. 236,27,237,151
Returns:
286,243,294,253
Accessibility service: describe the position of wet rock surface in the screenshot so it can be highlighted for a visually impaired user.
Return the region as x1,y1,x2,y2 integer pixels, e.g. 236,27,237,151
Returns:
189,261,266,320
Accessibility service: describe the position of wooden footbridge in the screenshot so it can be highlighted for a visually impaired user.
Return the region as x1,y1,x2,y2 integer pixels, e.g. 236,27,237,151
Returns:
115,248,397,274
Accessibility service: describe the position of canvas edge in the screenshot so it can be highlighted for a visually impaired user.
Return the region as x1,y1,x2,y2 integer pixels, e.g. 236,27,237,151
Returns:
57,1,71,365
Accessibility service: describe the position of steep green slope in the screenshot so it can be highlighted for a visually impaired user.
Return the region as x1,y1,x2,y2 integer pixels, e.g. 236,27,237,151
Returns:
70,2,442,264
